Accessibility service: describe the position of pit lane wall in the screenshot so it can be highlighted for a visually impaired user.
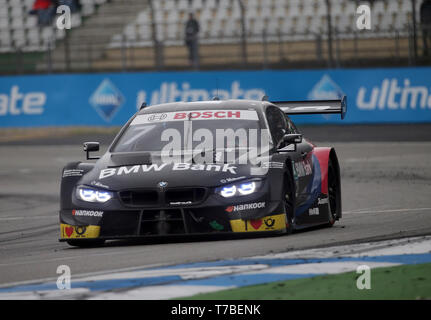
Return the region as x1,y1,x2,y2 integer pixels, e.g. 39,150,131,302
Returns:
1,67,431,127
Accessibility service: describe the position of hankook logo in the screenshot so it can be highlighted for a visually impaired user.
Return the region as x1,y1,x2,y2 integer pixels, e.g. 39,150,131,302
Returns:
72,210,104,217
225,202,266,213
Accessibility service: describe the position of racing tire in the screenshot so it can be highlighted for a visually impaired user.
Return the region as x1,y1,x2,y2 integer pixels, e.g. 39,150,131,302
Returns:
327,158,341,227
283,168,296,234
66,239,105,248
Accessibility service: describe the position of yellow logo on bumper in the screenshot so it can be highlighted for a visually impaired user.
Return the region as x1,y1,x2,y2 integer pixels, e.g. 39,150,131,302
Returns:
230,214,286,232
60,224,100,239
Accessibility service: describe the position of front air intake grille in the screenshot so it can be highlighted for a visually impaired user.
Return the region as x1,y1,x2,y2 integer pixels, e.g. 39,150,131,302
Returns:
119,190,158,206
100,211,140,236
119,187,208,207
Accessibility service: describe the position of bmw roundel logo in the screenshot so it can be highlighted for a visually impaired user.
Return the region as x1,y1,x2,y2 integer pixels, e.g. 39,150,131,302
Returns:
158,181,168,189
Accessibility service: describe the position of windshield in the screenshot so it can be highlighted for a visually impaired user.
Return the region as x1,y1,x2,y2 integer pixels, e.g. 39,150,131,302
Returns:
112,109,268,153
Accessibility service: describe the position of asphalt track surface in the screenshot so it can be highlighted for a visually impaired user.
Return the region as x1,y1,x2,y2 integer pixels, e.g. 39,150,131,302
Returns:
0,124,430,287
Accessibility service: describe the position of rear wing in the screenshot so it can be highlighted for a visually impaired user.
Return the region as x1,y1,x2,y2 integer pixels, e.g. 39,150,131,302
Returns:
272,96,347,120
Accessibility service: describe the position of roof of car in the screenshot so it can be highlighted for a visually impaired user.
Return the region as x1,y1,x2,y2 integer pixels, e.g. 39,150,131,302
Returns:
139,99,270,114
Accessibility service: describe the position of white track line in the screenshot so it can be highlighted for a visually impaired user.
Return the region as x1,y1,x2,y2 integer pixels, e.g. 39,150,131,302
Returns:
0,216,56,221
344,207,431,215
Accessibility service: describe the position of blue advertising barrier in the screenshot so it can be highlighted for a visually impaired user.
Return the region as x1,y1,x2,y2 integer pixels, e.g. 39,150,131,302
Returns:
1,67,431,127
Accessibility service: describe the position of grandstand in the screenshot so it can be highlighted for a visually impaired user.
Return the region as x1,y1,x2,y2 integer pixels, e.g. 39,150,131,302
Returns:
110,0,415,47
1,0,98,52
0,0,426,73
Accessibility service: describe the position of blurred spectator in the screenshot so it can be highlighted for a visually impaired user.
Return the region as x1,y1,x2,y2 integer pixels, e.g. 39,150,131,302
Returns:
30,0,57,26
421,0,431,56
30,0,52,12
185,13,200,68
29,0,82,27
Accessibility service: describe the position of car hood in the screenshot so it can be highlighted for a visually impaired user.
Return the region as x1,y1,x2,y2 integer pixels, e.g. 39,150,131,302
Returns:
81,153,270,190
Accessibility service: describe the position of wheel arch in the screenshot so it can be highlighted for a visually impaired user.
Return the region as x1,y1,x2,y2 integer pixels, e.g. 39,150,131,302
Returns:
283,158,296,231
329,148,342,219
313,147,342,219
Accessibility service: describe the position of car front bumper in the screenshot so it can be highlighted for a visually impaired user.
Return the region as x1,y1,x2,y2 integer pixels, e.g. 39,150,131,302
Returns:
59,202,287,241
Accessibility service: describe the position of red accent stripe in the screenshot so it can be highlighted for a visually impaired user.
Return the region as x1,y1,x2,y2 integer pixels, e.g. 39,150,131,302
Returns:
313,148,331,195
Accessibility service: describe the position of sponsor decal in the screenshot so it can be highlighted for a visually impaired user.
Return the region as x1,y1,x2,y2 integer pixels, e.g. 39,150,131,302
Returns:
357,78,431,110
294,159,313,178
220,176,246,184
170,201,192,206
72,210,104,217
250,219,262,230
250,217,275,230
89,78,125,122
318,198,329,205
308,207,320,216
75,226,87,236
225,202,266,213
309,74,431,111
63,169,84,178
60,223,100,239
264,217,276,227
99,163,237,179
131,109,258,125
0,85,46,116
261,162,284,169
230,214,286,232
209,220,224,231
308,74,345,100
304,162,313,175
64,225,73,237
90,180,109,189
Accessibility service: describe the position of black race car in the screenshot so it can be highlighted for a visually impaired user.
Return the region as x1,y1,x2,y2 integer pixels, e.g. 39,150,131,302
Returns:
59,97,346,247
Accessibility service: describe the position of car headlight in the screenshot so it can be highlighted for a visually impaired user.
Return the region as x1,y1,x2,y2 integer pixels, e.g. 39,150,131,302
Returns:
237,181,256,195
220,185,237,198
217,180,261,198
76,186,113,203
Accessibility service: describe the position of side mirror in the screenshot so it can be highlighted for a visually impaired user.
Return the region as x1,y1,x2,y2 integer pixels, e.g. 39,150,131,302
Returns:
282,134,302,144
83,142,100,160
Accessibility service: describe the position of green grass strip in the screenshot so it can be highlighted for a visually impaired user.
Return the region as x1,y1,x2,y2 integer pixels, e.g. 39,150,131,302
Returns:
181,263,431,300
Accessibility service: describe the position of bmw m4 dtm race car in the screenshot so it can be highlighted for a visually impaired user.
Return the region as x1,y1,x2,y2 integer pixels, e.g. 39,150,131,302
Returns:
59,97,346,247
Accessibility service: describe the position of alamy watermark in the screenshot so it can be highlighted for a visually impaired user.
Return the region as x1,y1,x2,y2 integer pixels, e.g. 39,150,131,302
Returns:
356,4,372,30
356,265,371,290
56,265,71,290
160,124,271,169
56,5,72,30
